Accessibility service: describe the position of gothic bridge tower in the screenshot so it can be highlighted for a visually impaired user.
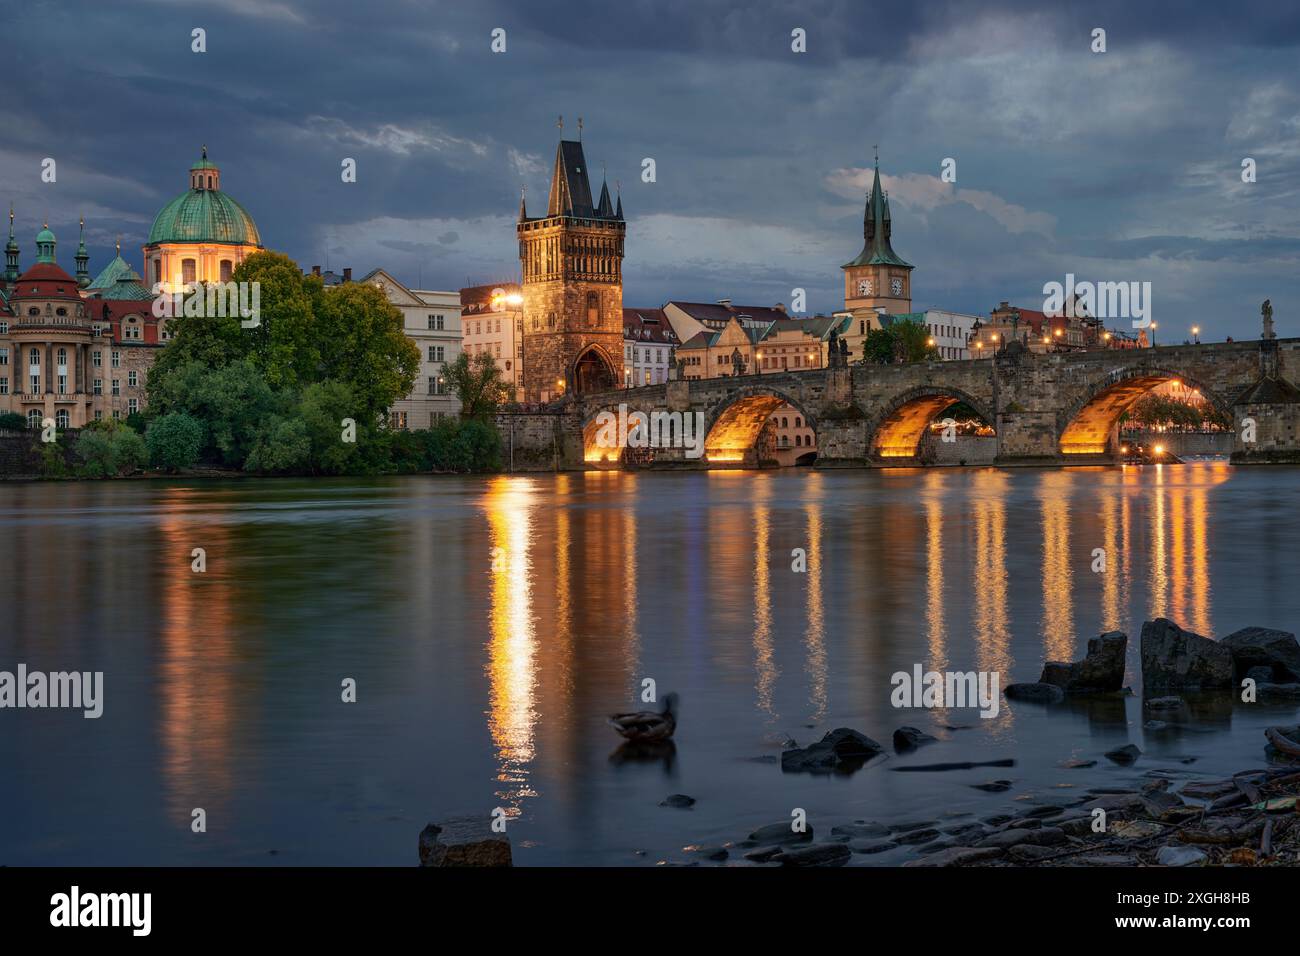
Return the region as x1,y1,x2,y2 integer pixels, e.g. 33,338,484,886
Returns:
518,126,625,402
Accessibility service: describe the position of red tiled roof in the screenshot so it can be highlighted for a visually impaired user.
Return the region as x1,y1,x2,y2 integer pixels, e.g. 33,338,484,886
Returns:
10,262,83,301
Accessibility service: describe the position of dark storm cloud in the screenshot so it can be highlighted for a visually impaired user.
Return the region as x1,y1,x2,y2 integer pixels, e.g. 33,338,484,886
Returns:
3,0,1299,337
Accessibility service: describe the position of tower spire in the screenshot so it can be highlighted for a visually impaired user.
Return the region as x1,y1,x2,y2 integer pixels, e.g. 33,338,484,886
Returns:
76,215,90,287
3,203,18,283
518,184,528,222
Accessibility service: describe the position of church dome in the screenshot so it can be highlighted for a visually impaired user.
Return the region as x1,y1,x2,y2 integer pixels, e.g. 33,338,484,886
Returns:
146,149,262,247
148,190,261,246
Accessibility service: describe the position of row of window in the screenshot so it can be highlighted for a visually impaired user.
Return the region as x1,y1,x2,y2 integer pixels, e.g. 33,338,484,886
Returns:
1,347,125,368
0,374,136,395
625,346,670,364
153,259,234,285
19,403,137,429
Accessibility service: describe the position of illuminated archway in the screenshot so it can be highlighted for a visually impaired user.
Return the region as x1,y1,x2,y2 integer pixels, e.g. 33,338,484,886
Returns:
570,345,617,395
1058,368,1228,456
703,387,815,465
870,387,994,460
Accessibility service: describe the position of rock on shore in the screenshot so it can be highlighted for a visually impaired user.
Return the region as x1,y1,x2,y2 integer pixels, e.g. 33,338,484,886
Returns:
1141,619,1233,691
781,727,884,774
1220,627,1300,683
1041,631,1127,693
419,817,512,867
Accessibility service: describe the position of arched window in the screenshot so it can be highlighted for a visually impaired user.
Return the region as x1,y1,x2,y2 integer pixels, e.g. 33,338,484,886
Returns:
182,259,197,284
795,416,802,428
55,409,69,429
27,409,42,429
220,260,233,282
586,292,599,328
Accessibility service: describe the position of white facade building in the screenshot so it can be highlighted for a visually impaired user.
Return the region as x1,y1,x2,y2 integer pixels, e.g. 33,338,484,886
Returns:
364,269,461,428
622,308,677,387
920,309,980,361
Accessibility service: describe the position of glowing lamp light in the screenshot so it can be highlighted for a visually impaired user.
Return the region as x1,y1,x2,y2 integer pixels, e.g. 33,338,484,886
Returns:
1154,444,1165,456
505,293,523,306
1121,445,1129,454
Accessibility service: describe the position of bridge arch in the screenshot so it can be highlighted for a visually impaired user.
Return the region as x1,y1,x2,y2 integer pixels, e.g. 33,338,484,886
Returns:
868,385,995,461
1058,365,1231,456
703,384,816,465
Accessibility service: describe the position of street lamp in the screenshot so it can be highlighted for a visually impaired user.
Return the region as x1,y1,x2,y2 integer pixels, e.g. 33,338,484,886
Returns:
1151,322,1159,347
1191,325,1200,344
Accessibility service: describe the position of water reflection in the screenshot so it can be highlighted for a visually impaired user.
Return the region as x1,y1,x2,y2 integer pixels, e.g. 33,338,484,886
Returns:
751,478,778,719
803,478,827,723
484,478,539,814
971,469,1012,681
1039,471,1075,660
924,472,948,674
158,490,236,824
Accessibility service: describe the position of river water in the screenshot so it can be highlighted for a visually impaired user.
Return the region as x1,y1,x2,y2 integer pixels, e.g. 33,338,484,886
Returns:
2,462,1298,865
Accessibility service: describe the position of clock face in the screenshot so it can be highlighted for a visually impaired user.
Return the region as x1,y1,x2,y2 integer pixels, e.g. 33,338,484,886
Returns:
857,278,872,296
891,277,904,296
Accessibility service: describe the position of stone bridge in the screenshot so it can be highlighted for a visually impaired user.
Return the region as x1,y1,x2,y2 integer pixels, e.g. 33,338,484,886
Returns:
495,337,1300,469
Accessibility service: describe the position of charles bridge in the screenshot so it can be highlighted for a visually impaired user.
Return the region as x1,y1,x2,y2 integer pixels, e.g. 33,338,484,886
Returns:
495,337,1300,470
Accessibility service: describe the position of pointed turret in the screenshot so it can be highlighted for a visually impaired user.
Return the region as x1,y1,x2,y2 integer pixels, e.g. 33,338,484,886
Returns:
76,216,90,287
615,186,623,221
4,204,18,283
546,139,596,217
518,186,528,222
596,176,614,218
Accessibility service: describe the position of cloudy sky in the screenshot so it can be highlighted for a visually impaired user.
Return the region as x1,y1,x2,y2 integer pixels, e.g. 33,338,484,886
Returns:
5,0,1300,340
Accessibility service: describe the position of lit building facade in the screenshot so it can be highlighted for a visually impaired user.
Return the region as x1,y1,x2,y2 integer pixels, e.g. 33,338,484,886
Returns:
518,131,625,402
0,218,158,428
143,149,263,293
462,283,524,402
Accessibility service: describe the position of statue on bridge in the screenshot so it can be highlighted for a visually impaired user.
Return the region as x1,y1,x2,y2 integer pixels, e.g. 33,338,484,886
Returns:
731,346,747,376
1262,299,1275,340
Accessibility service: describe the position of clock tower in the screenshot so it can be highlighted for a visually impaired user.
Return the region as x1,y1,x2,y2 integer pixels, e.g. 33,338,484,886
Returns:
842,155,913,321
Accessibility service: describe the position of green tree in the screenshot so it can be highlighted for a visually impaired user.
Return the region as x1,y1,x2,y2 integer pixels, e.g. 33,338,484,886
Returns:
76,420,147,477
146,412,204,472
861,319,940,364
244,416,311,473
234,250,321,391
314,282,420,420
444,352,508,419
0,412,26,431
149,359,279,466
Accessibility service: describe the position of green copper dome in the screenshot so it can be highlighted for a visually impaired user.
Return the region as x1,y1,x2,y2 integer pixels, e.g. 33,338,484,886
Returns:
147,189,261,247
36,225,56,244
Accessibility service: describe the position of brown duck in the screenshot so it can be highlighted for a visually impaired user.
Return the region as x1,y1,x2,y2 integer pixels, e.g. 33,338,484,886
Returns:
608,693,678,742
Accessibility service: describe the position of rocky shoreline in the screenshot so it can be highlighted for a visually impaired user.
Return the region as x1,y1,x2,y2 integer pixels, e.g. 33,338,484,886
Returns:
419,618,1300,867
